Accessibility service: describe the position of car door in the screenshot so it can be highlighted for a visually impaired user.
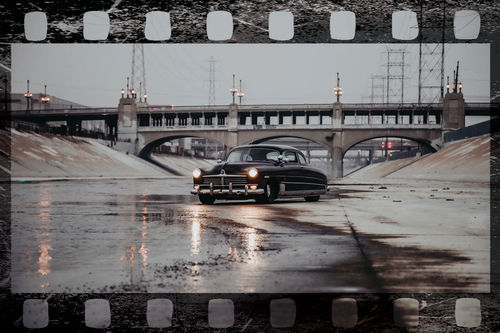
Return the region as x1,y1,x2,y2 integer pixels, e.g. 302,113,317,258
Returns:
297,152,327,191
282,150,308,193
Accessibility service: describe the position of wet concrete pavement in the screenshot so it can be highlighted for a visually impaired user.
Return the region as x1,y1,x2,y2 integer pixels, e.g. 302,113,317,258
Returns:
11,178,489,294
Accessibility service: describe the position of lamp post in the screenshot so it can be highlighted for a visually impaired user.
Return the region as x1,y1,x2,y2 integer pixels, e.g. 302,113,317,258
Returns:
121,88,125,98
24,79,33,111
237,79,245,104
458,82,462,93
126,77,130,98
229,74,237,104
446,76,450,93
144,93,148,103
41,85,50,104
333,72,342,103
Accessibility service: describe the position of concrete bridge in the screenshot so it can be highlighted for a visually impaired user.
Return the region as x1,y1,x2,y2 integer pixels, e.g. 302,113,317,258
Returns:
115,92,466,178
11,92,475,177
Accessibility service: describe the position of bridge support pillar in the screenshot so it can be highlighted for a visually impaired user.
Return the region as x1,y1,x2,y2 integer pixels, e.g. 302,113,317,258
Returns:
331,145,343,179
328,131,343,179
117,97,137,143
442,92,465,131
332,102,342,129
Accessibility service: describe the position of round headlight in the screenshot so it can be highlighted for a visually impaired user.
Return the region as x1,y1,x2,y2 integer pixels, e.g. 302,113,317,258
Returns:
192,169,202,178
248,168,258,178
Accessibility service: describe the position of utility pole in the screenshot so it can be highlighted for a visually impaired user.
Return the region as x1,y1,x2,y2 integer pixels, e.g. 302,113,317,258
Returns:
418,0,423,104
386,50,390,104
401,52,405,103
208,56,216,106
440,0,446,99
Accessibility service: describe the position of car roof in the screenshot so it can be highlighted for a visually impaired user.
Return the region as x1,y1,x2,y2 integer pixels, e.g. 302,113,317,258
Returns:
230,144,303,153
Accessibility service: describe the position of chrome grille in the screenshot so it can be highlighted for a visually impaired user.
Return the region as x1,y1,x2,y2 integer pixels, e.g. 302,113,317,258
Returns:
202,175,247,185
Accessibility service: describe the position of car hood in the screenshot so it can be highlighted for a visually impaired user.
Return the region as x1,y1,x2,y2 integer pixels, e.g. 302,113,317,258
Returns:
203,161,273,175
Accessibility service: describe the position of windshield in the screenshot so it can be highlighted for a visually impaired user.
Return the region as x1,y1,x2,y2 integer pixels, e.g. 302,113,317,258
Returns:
226,148,280,162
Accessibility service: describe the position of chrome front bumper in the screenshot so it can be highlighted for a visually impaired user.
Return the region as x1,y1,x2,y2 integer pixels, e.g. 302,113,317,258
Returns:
191,184,264,196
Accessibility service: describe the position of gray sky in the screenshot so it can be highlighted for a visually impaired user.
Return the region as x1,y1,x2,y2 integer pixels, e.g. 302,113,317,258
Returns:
12,43,489,107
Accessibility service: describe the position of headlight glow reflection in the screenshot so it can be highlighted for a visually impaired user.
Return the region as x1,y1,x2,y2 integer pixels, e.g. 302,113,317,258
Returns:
248,168,258,178
192,169,202,178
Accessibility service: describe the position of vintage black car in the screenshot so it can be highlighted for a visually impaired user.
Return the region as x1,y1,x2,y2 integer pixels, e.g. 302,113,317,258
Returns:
190,144,328,204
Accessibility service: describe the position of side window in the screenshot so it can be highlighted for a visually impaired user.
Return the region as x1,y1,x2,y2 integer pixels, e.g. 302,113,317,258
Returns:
284,151,297,163
266,150,279,161
298,153,307,164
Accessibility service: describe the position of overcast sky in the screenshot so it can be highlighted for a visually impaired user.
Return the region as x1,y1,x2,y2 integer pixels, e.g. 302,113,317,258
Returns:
11,43,489,107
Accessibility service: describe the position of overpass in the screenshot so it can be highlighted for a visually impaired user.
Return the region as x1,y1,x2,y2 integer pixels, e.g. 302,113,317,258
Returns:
11,92,481,177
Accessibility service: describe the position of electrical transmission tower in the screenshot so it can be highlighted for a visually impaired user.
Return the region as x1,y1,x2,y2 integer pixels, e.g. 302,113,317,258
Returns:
130,44,147,101
417,0,446,104
383,47,408,104
369,74,386,104
208,56,216,106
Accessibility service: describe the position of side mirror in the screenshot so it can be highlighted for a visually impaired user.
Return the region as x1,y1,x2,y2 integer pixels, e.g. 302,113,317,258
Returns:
278,155,284,162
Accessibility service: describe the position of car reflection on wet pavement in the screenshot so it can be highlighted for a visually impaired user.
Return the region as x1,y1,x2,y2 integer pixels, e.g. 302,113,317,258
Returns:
11,178,489,294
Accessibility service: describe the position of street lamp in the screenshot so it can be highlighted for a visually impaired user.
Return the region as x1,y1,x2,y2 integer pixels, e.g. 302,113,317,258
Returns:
229,74,237,104
131,89,136,99
333,72,342,102
237,79,245,104
121,88,125,98
144,93,148,103
41,85,50,103
24,79,33,110
126,77,130,98
458,82,463,93
446,76,450,93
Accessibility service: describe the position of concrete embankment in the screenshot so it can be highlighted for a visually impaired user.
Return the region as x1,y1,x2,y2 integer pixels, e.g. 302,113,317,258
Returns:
347,134,490,183
10,130,171,180
150,154,217,176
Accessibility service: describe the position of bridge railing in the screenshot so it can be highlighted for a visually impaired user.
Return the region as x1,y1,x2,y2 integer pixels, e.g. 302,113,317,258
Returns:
11,107,118,115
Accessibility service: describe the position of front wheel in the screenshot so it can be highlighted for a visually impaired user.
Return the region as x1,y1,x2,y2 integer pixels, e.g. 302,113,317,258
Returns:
255,183,278,204
199,194,215,205
304,195,320,202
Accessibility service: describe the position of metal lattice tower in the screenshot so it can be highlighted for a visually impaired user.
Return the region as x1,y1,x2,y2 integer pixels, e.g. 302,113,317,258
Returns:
383,47,408,104
369,74,386,104
131,44,147,101
208,56,216,106
418,0,446,104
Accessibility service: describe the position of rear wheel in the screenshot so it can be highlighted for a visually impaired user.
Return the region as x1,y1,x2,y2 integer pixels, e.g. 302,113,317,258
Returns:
199,194,215,205
304,195,320,202
255,182,278,204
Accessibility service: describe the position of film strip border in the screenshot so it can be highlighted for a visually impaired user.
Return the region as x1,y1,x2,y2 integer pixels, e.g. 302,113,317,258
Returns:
20,9,483,42
0,1,499,48
10,293,498,331
1,0,500,332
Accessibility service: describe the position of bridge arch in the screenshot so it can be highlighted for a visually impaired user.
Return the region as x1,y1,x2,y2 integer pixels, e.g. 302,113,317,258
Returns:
342,134,437,159
138,132,227,158
237,130,333,152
